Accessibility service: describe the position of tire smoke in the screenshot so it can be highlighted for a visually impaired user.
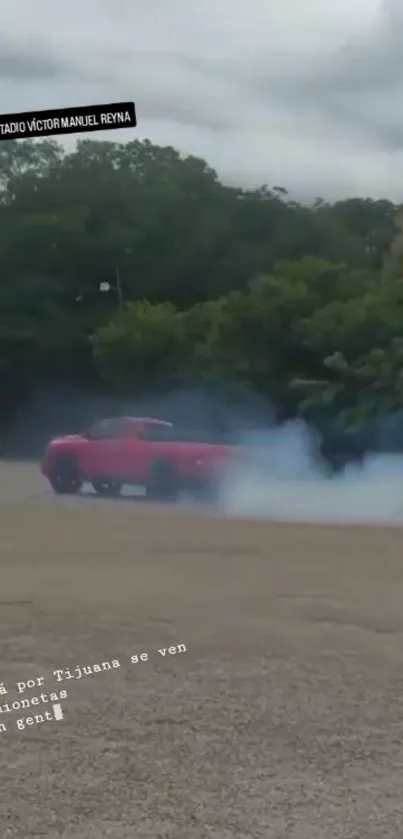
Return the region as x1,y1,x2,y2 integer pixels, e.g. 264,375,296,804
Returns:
216,420,403,524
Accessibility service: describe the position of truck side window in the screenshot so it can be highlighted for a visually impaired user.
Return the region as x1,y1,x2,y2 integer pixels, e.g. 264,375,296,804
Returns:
87,419,123,439
138,424,174,441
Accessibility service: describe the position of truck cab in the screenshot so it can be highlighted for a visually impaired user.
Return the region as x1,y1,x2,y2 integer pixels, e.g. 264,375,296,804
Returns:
41,416,232,500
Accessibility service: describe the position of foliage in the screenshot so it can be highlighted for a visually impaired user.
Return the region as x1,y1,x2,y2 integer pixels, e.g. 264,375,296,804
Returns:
1,136,403,433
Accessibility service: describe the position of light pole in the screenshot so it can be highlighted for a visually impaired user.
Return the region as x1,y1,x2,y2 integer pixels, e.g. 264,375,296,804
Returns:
115,266,124,311
100,268,123,312
100,249,131,311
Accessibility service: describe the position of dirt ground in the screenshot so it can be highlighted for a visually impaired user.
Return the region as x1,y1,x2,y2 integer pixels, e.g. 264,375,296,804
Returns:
1,463,403,838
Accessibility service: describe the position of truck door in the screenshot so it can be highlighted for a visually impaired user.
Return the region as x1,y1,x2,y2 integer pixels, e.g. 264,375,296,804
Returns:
120,421,175,483
80,419,127,480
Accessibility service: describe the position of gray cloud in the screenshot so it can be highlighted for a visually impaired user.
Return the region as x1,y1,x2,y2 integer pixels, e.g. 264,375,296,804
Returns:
243,2,403,153
0,34,87,81
0,0,402,199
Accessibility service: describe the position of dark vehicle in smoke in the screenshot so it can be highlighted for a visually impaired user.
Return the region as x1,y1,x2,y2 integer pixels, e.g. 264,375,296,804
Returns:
41,416,236,500
319,427,369,472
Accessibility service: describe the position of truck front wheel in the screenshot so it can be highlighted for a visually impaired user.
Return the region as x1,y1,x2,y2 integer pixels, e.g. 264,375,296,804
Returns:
48,454,82,495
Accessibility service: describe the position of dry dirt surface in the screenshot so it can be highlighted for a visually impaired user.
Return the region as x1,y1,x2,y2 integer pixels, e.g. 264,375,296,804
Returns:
1,462,403,838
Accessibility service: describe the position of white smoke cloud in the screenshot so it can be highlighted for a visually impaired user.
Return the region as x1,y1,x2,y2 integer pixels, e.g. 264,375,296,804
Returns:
217,420,403,524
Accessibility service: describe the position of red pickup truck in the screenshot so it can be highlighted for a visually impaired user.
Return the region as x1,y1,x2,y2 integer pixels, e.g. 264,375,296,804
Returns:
41,416,237,500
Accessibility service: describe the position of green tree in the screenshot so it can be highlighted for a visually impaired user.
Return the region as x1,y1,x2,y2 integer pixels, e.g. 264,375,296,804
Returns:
92,300,187,391
0,135,402,438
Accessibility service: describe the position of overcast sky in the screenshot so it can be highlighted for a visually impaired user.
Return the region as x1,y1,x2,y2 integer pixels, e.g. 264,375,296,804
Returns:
1,0,402,200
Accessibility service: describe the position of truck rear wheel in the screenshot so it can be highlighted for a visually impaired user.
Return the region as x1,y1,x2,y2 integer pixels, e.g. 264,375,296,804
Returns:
145,458,178,502
48,454,82,495
92,480,122,497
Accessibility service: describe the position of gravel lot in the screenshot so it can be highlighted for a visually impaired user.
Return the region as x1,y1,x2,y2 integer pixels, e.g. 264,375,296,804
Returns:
1,461,403,838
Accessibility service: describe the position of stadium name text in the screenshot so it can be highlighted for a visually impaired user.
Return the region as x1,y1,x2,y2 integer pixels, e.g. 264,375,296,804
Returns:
0,110,133,137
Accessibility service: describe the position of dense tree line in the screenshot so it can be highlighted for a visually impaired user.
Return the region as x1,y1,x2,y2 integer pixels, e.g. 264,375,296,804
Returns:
1,135,403,445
